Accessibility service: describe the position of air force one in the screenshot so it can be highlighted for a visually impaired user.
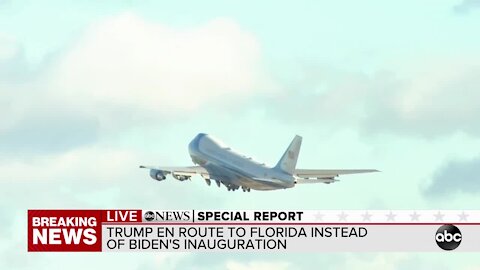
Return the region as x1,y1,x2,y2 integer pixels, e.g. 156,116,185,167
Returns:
140,133,378,192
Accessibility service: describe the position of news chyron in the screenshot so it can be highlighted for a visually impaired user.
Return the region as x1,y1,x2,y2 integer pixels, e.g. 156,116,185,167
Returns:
142,210,303,222
27,210,479,252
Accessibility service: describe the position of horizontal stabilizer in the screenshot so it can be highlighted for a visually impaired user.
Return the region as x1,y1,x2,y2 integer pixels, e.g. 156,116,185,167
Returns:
294,169,378,178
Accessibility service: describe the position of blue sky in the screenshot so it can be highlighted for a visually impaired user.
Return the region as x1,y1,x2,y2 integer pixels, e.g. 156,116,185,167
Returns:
1,0,480,269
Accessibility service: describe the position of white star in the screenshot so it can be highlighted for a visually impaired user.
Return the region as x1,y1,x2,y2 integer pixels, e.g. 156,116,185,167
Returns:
362,211,372,221
434,211,444,221
458,211,469,221
386,211,396,221
338,211,348,221
314,212,324,221
410,211,420,221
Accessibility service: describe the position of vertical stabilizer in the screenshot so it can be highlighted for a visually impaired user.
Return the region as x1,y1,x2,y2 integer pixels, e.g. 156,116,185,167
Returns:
274,135,302,175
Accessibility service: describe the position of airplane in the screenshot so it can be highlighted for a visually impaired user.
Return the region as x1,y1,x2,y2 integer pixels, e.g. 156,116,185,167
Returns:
140,133,378,192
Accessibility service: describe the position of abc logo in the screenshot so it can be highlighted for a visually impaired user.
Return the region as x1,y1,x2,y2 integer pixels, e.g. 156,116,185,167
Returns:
435,224,462,251
144,211,155,221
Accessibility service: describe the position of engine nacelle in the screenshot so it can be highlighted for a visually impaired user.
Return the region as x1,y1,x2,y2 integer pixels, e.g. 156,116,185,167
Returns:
321,178,338,184
173,174,190,181
149,169,167,181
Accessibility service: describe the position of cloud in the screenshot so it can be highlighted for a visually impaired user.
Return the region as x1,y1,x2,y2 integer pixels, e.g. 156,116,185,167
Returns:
0,145,136,183
0,35,18,61
1,13,273,155
424,155,480,197
340,254,409,270
0,35,31,82
225,260,292,270
365,59,480,136
0,108,99,155
453,0,480,14
337,253,452,270
269,59,480,137
52,13,273,117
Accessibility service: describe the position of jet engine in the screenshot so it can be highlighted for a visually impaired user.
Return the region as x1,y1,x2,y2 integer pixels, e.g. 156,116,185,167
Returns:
321,178,338,184
173,174,190,181
149,169,167,181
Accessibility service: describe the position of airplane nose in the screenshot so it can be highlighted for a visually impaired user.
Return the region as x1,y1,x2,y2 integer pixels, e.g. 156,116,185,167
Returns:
194,133,207,141
189,133,207,154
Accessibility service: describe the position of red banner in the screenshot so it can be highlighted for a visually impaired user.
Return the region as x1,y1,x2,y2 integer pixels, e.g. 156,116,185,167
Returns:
28,210,141,252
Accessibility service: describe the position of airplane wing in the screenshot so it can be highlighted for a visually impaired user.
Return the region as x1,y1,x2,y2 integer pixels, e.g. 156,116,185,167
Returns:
294,169,378,178
139,165,210,179
294,169,378,184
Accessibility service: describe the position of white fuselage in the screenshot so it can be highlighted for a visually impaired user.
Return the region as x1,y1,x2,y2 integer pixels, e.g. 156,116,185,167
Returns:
188,133,294,190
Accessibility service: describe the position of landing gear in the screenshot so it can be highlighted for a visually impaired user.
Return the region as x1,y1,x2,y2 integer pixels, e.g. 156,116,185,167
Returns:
226,184,241,192
218,180,250,192
241,187,251,192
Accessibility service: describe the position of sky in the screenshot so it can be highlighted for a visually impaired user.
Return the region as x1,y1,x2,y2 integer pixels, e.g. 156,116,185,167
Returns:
1,0,480,269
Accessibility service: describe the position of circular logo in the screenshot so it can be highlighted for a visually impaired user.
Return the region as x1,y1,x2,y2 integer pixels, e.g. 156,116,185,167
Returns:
144,211,155,221
435,224,462,251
